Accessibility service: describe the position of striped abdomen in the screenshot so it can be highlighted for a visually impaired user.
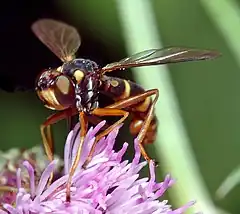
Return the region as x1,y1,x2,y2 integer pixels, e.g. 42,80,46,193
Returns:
100,75,157,144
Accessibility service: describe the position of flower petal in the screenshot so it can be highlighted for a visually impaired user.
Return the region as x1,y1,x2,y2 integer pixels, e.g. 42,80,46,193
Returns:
36,160,58,196
22,161,35,197
0,121,194,214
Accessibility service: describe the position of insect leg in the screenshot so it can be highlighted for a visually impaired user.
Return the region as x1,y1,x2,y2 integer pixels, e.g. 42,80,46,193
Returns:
82,108,129,169
40,108,78,162
45,125,53,153
110,89,159,162
87,115,110,130
66,116,73,133
100,76,157,145
66,112,88,202
103,89,159,162
40,108,78,185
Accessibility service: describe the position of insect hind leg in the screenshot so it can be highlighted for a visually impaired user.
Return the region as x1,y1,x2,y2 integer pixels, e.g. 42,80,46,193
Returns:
88,89,159,164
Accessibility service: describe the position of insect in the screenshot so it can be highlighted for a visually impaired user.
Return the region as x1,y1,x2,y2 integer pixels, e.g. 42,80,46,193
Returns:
31,19,220,201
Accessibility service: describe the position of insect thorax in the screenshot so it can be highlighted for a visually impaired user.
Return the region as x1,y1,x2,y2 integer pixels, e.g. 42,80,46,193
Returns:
62,58,101,113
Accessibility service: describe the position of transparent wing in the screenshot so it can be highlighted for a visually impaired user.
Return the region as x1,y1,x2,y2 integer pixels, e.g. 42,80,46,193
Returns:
31,19,81,62
102,47,221,73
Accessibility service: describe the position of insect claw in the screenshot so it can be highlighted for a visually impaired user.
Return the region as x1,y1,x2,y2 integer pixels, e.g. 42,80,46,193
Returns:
152,159,159,167
82,158,91,169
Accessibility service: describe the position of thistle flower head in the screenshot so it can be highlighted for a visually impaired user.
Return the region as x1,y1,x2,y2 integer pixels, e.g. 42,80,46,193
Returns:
0,146,55,205
0,121,194,213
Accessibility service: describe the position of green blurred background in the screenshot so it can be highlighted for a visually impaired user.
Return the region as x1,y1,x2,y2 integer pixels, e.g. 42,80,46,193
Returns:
1,0,240,213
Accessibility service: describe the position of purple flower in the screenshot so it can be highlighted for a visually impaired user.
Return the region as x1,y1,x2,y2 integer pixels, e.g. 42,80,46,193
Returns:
0,146,64,209
0,121,194,213
0,146,57,205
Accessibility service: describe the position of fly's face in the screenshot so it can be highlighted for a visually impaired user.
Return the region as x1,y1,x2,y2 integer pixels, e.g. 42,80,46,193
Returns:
35,69,75,110
61,59,101,112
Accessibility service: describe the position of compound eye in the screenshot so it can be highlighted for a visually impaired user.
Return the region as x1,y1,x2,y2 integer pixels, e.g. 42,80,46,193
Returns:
36,72,76,111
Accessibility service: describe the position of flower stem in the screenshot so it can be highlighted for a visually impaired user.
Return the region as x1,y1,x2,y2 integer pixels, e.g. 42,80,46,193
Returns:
200,0,240,68
115,0,219,213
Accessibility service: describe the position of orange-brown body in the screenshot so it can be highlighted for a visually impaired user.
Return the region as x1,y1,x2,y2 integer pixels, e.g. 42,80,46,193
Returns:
100,75,157,144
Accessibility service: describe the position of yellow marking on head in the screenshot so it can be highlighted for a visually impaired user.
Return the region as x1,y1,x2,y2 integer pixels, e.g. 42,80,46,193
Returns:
110,80,119,87
73,70,84,83
135,97,151,112
44,104,56,110
56,76,70,95
41,90,60,107
118,80,130,100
